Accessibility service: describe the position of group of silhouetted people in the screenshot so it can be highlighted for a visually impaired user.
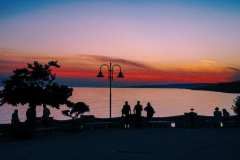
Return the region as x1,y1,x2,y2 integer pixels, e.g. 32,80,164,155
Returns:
121,101,155,128
213,107,230,127
184,107,231,128
11,105,51,131
11,103,233,131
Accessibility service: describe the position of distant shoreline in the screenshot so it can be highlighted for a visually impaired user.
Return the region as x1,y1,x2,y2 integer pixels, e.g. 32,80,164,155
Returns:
69,87,240,94
126,81,240,94
1,86,240,94
1,81,240,94
124,87,240,94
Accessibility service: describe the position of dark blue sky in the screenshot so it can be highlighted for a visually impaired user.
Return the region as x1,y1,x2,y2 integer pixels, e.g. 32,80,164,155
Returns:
1,0,240,19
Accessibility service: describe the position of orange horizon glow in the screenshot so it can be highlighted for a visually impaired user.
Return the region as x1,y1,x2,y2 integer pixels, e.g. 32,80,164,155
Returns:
0,51,237,84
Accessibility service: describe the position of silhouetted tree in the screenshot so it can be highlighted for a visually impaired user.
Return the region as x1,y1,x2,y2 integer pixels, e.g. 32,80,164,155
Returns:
233,96,240,116
62,102,90,120
0,61,73,126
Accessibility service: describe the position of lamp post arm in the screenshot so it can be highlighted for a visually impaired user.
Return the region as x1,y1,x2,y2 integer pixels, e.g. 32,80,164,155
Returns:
112,64,124,80
99,64,110,71
112,64,122,72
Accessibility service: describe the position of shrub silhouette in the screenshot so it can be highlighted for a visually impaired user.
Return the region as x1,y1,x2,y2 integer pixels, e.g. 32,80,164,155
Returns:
0,61,73,126
233,96,240,116
62,102,90,120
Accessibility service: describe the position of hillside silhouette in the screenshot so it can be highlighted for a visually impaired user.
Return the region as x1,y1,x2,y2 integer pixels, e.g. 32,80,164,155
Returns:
128,80,240,93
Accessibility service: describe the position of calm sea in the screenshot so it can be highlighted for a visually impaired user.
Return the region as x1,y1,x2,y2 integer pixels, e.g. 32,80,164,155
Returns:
0,87,239,124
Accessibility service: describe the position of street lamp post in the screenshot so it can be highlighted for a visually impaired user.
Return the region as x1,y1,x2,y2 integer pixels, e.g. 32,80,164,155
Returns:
97,61,124,119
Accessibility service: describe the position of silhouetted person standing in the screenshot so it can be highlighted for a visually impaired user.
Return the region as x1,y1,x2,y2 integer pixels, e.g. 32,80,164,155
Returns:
213,107,222,128
134,101,143,117
11,109,20,127
122,101,131,128
42,104,51,127
11,109,21,136
134,101,143,127
26,107,36,128
144,102,155,120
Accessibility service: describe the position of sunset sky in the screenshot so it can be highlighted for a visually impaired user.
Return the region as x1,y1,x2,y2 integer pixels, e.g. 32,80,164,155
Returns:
0,0,240,86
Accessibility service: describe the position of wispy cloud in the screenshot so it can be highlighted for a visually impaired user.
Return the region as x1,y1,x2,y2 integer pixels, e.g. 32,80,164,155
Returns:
228,67,240,72
0,50,153,75
228,66,240,81
75,54,150,70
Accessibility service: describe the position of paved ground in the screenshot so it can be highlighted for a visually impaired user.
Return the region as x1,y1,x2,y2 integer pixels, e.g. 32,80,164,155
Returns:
0,128,239,160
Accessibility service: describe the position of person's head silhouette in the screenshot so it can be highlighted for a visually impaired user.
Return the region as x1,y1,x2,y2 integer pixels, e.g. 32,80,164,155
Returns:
137,101,140,105
125,101,128,105
147,102,151,106
215,107,219,111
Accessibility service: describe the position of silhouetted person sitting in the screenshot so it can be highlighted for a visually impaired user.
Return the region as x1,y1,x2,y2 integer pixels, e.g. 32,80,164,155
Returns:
144,102,155,120
189,108,197,116
26,107,36,128
121,101,131,128
42,104,51,127
134,101,143,127
213,107,222,128
222,108,230,122
11,109,20,128
188,108,198,128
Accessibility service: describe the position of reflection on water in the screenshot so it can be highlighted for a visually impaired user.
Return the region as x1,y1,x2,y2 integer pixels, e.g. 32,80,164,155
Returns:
0,88,238,123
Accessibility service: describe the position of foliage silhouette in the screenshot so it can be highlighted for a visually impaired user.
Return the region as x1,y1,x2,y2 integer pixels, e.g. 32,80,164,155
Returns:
233,96,240,116
0,61,73,126
62,101,90,120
